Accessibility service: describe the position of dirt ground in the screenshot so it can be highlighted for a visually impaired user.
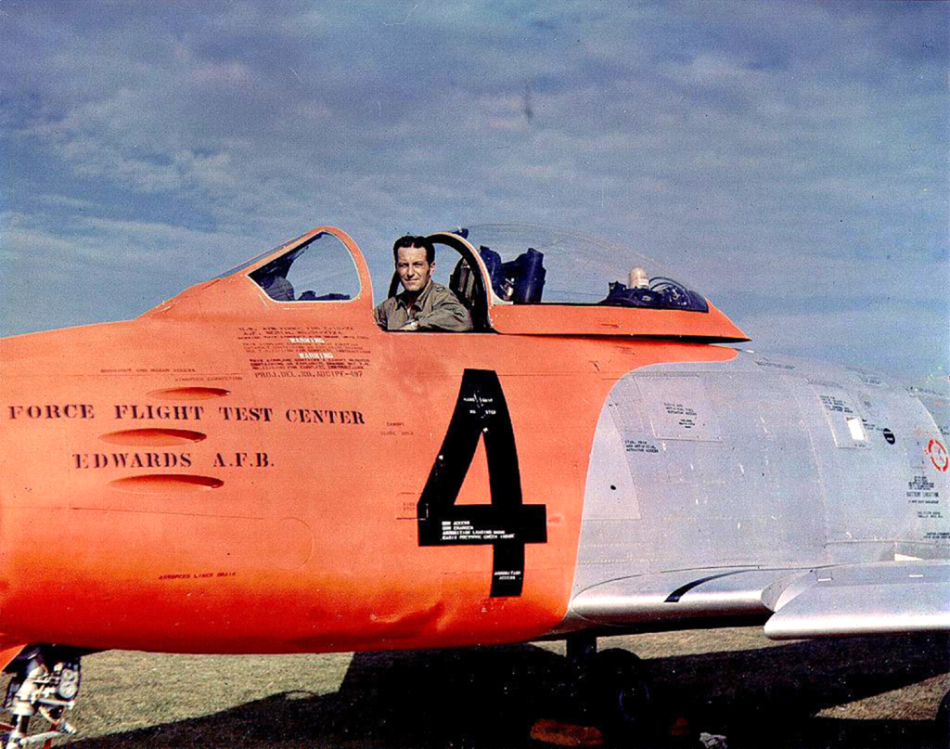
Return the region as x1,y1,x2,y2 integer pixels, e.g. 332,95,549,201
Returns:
22,628,949,749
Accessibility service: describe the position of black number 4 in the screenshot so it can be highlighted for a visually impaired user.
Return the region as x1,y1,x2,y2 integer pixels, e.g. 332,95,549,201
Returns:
418,369,547,597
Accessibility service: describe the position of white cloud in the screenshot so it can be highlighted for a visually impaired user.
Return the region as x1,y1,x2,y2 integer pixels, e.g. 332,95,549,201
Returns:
0,1,946,380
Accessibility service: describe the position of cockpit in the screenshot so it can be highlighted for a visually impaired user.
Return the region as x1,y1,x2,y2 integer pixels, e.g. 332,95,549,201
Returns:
215,225,747,341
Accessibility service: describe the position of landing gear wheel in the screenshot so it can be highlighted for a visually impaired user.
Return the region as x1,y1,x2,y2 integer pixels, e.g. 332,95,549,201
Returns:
589,648,656,743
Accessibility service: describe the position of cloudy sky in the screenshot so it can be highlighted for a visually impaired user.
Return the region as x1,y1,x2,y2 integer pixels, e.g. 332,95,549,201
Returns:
2,1,947,384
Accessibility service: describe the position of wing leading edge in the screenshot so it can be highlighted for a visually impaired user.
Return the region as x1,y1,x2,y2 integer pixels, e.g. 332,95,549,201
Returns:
568,560,950,640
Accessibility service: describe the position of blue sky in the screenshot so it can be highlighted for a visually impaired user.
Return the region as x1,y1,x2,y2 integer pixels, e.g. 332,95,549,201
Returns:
1,1,947,384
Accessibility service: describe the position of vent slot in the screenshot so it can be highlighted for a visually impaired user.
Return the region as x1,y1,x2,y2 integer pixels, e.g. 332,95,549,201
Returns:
147,387,231,400
109,475,223,493
100,428,207,446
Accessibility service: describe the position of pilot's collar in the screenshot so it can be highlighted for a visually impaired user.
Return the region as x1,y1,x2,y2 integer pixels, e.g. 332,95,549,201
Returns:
396,279,434,310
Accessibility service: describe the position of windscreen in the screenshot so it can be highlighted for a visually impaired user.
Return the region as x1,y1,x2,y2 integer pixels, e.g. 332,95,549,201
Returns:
248,232,360,302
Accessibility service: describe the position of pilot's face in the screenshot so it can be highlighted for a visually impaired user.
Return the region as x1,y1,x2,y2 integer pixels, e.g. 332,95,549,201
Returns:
396,245,434,295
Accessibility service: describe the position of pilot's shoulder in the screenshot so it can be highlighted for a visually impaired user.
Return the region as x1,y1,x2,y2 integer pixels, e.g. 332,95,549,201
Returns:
430,281,462,301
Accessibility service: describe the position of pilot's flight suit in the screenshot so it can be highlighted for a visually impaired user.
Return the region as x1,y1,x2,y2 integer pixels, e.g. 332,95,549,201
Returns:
374,281,473,332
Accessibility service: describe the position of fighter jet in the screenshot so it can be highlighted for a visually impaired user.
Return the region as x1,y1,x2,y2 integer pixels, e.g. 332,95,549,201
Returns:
0,225,946,746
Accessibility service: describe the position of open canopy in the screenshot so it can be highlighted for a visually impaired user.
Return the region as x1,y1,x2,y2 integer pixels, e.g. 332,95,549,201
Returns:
457,225,709,312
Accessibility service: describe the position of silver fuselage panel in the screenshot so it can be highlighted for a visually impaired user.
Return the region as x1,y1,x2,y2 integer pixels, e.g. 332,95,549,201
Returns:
563,350,949,631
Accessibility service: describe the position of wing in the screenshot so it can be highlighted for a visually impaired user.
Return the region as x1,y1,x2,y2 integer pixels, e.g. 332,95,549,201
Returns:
568,560,950,639
761,561,950,639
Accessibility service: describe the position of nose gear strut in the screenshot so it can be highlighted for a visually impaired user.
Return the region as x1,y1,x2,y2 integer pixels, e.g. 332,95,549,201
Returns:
0,647,82,749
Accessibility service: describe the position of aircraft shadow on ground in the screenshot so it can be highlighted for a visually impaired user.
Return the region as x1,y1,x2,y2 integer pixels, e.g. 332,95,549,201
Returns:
70,634,949,749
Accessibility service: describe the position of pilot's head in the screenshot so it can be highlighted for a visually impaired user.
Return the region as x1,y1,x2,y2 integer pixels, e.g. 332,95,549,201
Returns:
393,235,435,296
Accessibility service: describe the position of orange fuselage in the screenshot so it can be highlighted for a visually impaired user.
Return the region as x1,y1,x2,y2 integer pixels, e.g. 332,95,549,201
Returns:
0,312,736,654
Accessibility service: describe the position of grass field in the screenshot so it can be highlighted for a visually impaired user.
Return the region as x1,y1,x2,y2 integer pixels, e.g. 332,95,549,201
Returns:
28,628,948,748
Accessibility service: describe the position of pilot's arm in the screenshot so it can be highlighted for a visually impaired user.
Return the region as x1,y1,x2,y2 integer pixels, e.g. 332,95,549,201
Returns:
415,285,473,332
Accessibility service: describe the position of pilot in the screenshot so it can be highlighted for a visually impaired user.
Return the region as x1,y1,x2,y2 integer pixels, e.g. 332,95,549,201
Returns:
374,235,473,332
